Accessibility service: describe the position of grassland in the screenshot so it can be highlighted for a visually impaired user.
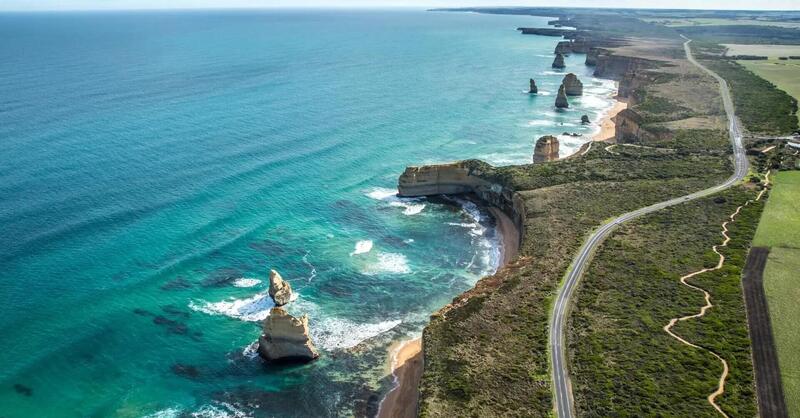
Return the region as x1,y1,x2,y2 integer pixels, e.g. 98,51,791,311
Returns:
739,59,800,119
725,44,800,58
702,59,799,135
753,171,800,418
645,18,800,29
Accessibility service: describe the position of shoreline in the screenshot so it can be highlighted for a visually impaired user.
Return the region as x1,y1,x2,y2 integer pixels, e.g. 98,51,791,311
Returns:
378,70,623,418
376,201,519,417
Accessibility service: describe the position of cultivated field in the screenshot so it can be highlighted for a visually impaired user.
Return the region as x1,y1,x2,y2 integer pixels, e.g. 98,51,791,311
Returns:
739,59,800,118
645,18,800,29
753,171,800,418
724,44,800,57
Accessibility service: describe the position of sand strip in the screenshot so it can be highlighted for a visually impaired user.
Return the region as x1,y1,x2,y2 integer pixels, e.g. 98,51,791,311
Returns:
592,97,628,142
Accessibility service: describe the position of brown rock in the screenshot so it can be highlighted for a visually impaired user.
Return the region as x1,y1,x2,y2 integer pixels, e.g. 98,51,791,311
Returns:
533,135,560,163
562,73,583,96
268,269,293,306
552,53,566,69
555,84,569,109
529,78,538,94
614,108,647,144
258,308,319,363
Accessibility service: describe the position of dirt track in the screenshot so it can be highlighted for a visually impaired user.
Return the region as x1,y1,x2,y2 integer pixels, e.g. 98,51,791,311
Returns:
742,247,789,418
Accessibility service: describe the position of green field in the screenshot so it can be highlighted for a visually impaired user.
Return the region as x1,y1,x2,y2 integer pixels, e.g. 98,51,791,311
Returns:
739,59,800,119
754,171,800,418
725,44,800,57
646,18,800,29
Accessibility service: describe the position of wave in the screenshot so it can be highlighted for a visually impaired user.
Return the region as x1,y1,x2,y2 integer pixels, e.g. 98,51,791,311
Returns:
446,197,502,277
350,240,373,256
362,252,411,275
145,403,249,418
232,278,261,288
313,317,401,350
365,187,426,216
189,292,276,321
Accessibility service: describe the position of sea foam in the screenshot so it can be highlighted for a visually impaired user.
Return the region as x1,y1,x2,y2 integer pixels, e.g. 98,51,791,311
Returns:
366,187,425,215
350,240,373,256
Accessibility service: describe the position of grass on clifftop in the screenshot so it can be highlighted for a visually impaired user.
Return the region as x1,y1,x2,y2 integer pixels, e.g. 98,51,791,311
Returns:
568,186,762,417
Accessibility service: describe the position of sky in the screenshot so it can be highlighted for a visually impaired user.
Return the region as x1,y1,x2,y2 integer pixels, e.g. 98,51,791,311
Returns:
0,0,797,11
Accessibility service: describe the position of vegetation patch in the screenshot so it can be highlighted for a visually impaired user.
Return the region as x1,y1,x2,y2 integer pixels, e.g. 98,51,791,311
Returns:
568,186,762,417
703,59,798,134
738,59,800,120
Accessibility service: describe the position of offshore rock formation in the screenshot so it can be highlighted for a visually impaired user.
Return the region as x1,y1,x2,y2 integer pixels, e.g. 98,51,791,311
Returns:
554,41,572,55
258,308,319,363
615,108,647,144
268,269,293,306
529,78,538,94
585,47,601,66
533,135,560,163
552,53,566,69
581,114,590,124
562,73,583,96
555,84,569,108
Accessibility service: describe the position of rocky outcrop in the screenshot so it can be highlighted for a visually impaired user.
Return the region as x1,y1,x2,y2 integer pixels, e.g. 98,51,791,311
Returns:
555,41,572,55
585,47,601,66
552,53,566,69
528,78,538,94
268,269,293,306
517,27,582,37
555,84,569,108
594,54,656,79
397,161,526,249
562,73,583,96
258,308,319,363
581,114,590,124
614,108,647,144
533,136,560,163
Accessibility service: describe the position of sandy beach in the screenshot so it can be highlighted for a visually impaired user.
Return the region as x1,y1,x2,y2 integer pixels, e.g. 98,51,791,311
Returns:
593,96,628,142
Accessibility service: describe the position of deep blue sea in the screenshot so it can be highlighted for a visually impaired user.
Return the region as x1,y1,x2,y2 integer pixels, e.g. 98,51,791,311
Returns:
0,9,615,417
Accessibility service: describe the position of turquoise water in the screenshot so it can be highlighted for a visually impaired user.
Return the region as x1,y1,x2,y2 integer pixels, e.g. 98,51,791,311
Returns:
0,10,615,417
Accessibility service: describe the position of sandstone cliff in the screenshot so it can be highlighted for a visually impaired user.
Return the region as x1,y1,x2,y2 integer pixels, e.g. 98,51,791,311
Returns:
258,308,319,363
398,161,525,249
555,84,569,108
562,73,583,96
533,136,560,163
614,108,647,143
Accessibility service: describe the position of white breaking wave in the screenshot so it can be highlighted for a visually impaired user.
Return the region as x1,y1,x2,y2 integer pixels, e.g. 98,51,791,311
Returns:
232,278,261,288
350,240,373,256
362,252,411,275
365,187,425,216
312,317,402,350
241,341,259,359
191,403,250,418
189,291,286,321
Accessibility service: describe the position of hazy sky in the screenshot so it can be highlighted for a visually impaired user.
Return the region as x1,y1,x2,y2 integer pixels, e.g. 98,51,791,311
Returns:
0,0,797,11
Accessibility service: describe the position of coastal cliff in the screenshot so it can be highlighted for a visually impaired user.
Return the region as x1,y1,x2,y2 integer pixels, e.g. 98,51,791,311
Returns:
398,161,525,249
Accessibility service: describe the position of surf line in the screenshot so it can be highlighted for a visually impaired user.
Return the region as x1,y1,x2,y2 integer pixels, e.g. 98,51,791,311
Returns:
663,171,770,417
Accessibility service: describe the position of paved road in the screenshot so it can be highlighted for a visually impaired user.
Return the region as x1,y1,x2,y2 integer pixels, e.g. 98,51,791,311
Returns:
549,37,750,418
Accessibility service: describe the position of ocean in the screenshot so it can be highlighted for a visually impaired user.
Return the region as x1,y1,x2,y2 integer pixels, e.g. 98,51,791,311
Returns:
0,9,616,417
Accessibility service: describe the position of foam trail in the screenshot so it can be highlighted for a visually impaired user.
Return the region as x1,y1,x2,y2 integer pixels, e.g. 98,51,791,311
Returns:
232,278,261,288
350,240,373,256
362,252,411,275
366,187,426,215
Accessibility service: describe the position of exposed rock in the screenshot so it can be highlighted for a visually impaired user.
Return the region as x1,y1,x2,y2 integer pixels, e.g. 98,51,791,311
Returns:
562,73,583,96
268,269,293,306
528,78,538,94
614,108,647,144
581,114,590,124
554,41,572,55
258,308,319,363
585,47,601,66
552,53,566,69
533,136,560,163
555,84,569,108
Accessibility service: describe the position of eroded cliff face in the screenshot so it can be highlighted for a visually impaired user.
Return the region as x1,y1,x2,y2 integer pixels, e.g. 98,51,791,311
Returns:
533,135,560,163
258,308,319,363
398,161,525,248
593,54,656,79
614,108,648,143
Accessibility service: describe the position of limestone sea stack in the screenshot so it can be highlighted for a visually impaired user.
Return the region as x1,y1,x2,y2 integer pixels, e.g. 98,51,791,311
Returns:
533,135,560,163
555,84,569,108
268,269,293,306
529,78,538,94
562,73,583,96
552,53,566,69
258,308,319,363
581,114,590,124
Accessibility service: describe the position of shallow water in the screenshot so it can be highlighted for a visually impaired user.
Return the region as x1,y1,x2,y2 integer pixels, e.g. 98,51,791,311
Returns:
0,9,615,417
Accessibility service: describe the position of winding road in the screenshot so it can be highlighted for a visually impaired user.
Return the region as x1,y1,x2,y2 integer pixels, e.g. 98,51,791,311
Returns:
549,37,750,418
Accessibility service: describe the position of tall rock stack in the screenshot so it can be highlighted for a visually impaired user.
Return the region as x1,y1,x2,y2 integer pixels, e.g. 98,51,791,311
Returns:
562,73,583,96
258,269,319,363
555,85,569,108
552,53,566,69
533,135,560,163
529,78,538,94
